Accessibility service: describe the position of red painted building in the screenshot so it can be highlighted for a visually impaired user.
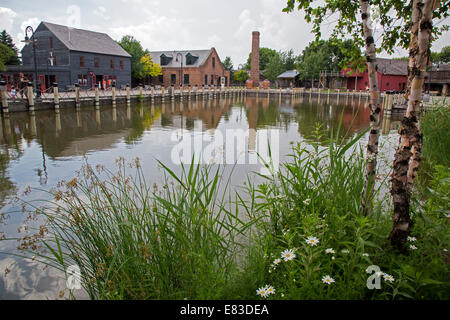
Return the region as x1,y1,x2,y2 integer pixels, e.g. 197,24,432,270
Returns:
342,58,408,92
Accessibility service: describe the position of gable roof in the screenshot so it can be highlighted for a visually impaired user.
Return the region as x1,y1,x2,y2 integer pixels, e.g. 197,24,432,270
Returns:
148,49,213,68
39,21,131,58
278,70,300,79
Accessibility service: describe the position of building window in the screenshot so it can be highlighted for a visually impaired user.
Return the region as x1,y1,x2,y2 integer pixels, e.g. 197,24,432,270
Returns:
94,58,99,68
184,74,190,85
158,74,163,83
171,74,176,85
80,56,85,68
110,59,115,69
186,53,198,65
204,75,208,85
120,60,124,70
210,75,214,85
212,57,215,69
49,37,53,50
161,54,173,66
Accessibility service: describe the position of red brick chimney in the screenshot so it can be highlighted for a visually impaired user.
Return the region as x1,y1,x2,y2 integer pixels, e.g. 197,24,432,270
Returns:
251,31,260,86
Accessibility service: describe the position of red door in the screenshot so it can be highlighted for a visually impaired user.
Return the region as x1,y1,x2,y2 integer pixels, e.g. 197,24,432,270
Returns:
38,75,46,92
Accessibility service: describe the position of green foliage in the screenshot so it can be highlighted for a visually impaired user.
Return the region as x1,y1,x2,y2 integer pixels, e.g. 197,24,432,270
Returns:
263,49,297,82
431,46,450,63
233,70,249,83
0,43,15,71
283,0,450,64
136,53,162,82
421,104,450,167
0,30,20,65
117,35,147,80
244,47,279,70
296,39,362,81
223,56,233,72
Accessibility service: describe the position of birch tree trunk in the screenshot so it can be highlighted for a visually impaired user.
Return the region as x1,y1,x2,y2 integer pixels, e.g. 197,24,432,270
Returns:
389,0,435,251
360,0,383,216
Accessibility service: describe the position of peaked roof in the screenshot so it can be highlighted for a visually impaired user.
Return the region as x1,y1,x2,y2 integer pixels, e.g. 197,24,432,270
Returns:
278,70,300,79
39,21,131,58
148,49,213,68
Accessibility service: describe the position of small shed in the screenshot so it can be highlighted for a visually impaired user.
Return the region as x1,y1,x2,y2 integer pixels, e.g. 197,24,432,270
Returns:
277,70,300,88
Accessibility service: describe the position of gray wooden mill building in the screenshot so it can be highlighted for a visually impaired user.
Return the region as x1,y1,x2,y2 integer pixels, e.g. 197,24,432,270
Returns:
1,21,131,92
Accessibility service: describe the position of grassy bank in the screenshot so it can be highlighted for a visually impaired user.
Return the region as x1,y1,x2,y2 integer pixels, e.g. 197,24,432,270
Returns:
5,108,449,300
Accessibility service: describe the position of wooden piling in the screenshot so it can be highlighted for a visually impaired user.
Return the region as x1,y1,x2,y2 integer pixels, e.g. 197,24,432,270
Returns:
0,80,8,114
151,85,155,104
126,84,131,105
27,82,35,112
112,83,116,106
95,83,100,109
53,83,60,111
75,83,81,109
161,86,165,102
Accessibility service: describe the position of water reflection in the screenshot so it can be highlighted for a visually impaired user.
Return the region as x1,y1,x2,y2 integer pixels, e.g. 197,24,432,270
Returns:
0,95,403,299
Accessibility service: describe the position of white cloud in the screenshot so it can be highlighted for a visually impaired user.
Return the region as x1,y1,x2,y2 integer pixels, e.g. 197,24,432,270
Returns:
0,7,17,32
93,6,110,21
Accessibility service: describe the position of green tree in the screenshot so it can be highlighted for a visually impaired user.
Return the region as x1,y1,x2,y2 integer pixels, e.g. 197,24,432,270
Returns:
296,39,360,81
0,43,15,71
0,30,20,65
223,56,233,71
233,70,249,84
136,53,162,84
117,35,146,82
244,47,279,71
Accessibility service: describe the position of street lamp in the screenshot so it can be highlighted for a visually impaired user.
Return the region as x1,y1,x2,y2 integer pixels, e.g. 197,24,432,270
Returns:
22,26,40,98
176,52,183,88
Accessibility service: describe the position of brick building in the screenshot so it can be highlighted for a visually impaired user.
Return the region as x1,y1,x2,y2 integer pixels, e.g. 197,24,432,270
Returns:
148,48,230,88
0,21,131,92
342,58,408,92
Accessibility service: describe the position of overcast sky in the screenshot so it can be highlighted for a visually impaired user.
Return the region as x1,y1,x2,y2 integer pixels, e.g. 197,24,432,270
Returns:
1,0,449,67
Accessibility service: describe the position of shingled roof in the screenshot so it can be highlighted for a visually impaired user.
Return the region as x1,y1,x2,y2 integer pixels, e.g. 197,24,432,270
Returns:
40,21,131,58
377,58,408,76
148,49,213,68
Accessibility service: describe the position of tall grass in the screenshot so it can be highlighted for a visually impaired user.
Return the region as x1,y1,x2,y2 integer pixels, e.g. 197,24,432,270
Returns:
24,158,253,299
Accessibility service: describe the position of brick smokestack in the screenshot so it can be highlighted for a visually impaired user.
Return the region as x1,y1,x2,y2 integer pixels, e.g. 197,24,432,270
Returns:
251,31,260,86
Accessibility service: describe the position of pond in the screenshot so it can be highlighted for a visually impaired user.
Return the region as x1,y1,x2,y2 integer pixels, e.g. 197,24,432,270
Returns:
0,95,402,299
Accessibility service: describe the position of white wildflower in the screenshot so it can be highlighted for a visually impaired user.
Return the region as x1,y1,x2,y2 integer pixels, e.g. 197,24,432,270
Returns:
281,249,296,261
322,275,335,285
306,236,320,246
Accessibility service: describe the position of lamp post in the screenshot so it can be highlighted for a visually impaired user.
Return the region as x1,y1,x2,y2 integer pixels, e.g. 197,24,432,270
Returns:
22,26,40,98
176,52,183,88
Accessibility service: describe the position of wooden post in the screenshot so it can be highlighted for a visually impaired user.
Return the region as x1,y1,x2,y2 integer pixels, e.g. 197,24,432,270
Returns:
139,84,143,97
0,80,8,114
126,84,131,105
337,89,340,104
180,85,183,101
318,88,321,104
75,83,81,109
151,85,155,104
27,82,35,112
327,89,330,104
53,82,60,111
161,86,165,102
346,89,349,104
171,85,175,101
387,93,394,116
309,87,312,101
95,83,100,109
188,85,191,100
214,85,217,99
112,83,116,106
